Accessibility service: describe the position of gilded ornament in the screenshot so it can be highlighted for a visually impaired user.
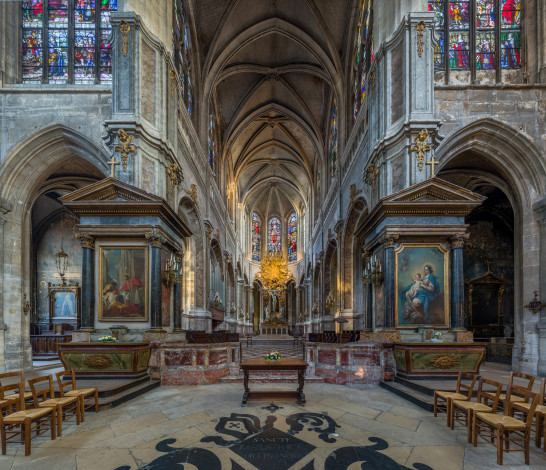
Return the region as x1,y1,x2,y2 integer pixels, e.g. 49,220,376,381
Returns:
185,184,198,205
256,252,293,291
364,161,380,190
114,129,136,171
349,184,363,205
449,233,469,249
120,21,130,57
215,229,220,240
169,69,176,98
107,155,120,178
205,228,213,240
145,228,166,248
166,163,183,194
83,354,114,369
380,233,399,248
410,129,432,172
75,232,95,249
426,154,439,178
429,354,461,369
524,291,544,314
23,294,31,316
415,21,426,58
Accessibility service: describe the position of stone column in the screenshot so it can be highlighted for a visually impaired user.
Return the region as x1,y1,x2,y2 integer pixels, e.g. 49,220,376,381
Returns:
450,234,469,330
382,234,399,329
146,230,166,331
533,197,546,375
0,199,12,332
366,283,373,330
76,234,96,331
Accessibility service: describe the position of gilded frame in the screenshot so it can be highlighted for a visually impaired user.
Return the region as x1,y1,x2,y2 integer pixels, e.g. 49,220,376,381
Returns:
48,284,81,328
98,246,149,322
395,243,449,328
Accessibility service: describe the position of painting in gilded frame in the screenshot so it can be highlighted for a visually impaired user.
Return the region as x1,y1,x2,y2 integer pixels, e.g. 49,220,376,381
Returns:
395,243,449,327
49,284,80,327
99,246,149,321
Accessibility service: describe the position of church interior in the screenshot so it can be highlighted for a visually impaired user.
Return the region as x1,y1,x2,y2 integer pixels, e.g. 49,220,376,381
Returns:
0,0,546,468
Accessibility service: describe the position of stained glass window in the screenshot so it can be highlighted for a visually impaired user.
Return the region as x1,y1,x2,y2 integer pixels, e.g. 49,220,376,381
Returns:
288,213,297,262
173,0,193,115
329,100,338,179
22,0,117,84
429,0,521,73
251,213,261,261
208,103,216,174
353,0,373,120
268,217,281,253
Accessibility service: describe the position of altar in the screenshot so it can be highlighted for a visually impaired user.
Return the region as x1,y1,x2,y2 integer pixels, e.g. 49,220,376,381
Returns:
260,319,288,335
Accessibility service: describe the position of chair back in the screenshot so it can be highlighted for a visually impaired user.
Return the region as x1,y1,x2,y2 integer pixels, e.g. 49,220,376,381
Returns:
55,370,77,397
0,371,25,410
537,377,546,406
28,375,55,407
477,378,502,408
508,372,535,391
505,387,539,427
457,372,479,399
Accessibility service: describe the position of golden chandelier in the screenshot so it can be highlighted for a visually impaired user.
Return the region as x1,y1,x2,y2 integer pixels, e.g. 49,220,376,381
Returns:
256,252,293,291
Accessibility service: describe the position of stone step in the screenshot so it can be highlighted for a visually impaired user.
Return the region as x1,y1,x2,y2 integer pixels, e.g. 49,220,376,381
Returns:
379,380,434,412
97,379,161,410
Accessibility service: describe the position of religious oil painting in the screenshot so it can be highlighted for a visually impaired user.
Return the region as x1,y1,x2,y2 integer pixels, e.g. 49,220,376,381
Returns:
99,246,149,321
49,285,80,322
395,244,449,327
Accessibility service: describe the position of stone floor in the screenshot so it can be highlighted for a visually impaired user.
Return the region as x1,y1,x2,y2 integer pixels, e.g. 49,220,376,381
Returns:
1,382,546,469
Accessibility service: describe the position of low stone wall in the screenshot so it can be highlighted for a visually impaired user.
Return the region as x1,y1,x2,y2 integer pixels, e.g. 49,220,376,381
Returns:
160,342,241,385
305,342,395,386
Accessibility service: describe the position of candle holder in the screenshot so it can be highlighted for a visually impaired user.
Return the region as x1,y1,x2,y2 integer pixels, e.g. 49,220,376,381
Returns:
363,253,382,286
164,253,182,285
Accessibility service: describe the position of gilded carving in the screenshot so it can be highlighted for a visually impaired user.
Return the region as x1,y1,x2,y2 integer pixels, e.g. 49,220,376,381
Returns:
215,229,220,240
205,228,213,240
145,229,166,248
349,184,363,205
524,291,544,314
120,21,130,57
450,233,470,249
75,233,95,249
185,184,198,205
380,233,399,248
166,163,183,194
170,69,176,98
114,129,136,171
107,155,120,178
426,154,439,178
364,161,380,190
410,129,432,172
415,21,426,58
429,354,461,369
83,354,114,369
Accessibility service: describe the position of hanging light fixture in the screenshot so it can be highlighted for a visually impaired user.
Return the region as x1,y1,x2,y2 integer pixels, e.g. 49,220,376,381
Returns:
56,212,69,287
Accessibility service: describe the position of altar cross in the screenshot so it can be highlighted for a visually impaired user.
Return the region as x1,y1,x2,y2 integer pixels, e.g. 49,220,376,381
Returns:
108,155,120,178
426,154,439,178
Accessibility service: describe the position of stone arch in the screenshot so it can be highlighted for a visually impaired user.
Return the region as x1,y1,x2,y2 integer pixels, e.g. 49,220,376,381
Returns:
436,118,546,373
178,196,206,311
324,239,338,315
342,197,368,312
0,125,108,370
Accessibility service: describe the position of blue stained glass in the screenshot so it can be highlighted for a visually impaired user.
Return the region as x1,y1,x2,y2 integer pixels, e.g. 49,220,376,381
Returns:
48,30,68,81
23,0,44,27
23,28,43,82
500,31,520,68
252,214,261,261
75,0,96,27
475,31,496,69
288,213,297,261
268,218,281,253
48,0,68,25
75,30,96,83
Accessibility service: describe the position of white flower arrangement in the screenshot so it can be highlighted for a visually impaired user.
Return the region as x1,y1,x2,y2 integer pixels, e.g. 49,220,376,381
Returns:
264,350,281,361
98,335,117,343
434,331,443,339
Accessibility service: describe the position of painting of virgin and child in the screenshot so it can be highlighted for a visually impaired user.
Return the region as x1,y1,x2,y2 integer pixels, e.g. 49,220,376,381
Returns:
99,247,148,321
396,245,449,327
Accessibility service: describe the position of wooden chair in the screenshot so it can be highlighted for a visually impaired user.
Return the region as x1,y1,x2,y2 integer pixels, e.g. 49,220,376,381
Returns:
28,375,80,436
434,372,479,427
0,371,34,409
55,370,99,422
473,387,539,465
483,372,535,411
0,376,56,456
510,378,546,449
450,378,503,443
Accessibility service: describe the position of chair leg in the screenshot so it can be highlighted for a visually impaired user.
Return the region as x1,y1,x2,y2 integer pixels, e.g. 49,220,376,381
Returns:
535,413,543,448
472,414,478,447
466,410,472,443
94,390,99,413
56,406,63,436
433,393,437,417
24,419,31,457
76,401,81,425
80,396,85,423
1,423,6,455
497,426,503,466
51,408,56,440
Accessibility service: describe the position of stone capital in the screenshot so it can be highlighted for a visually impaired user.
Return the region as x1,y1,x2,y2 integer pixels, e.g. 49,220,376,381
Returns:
145,229,166,248
449,233,470,249
380,233,399,249
75,232,95,249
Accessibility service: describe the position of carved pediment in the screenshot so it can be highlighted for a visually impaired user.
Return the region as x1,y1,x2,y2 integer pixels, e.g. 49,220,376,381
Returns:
385,178,486,204
465,270,510,287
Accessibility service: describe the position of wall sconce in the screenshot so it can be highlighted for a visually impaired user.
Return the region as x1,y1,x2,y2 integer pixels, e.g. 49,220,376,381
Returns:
56,248,69,287
164,253,182,285
363,253,382,286
23,294,31,316
325,292,337,310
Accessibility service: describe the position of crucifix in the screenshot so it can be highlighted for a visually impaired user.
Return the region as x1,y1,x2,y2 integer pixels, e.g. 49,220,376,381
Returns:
108,155,120,178
426,154,439,178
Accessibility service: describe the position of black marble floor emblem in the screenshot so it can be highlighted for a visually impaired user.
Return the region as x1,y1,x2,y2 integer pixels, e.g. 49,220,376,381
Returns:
114,412,435,470
262,402,283,413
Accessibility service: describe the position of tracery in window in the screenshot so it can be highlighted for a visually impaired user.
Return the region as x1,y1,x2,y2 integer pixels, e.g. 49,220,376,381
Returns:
172,0,193,115
268,217,281,254
22,0,117,84
428,0,521,73
208,103,216,174
353,0,373,120
288,213,297,262
251,213,261,262
329,100,338,179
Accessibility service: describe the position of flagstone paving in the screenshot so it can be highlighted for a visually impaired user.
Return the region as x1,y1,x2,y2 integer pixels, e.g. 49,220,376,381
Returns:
2,383,546,469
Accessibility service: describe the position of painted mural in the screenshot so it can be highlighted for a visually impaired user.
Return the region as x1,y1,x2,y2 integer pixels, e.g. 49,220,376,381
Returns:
395,244,449,327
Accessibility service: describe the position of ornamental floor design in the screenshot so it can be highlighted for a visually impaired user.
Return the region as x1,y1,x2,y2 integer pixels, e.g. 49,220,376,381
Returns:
2,383,546,469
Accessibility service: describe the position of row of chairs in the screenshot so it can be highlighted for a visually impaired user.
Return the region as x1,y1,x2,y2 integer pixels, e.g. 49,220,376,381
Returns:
434,371,546,465
0,370,99,456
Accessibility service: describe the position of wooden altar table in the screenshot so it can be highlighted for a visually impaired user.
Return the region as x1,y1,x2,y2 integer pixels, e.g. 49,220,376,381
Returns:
240,358,308,406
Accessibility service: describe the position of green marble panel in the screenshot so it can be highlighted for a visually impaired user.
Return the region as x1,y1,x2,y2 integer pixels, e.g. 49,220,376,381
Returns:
410,351,482,371
61,352,133,371
394,349,406,370
137,348,151,371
